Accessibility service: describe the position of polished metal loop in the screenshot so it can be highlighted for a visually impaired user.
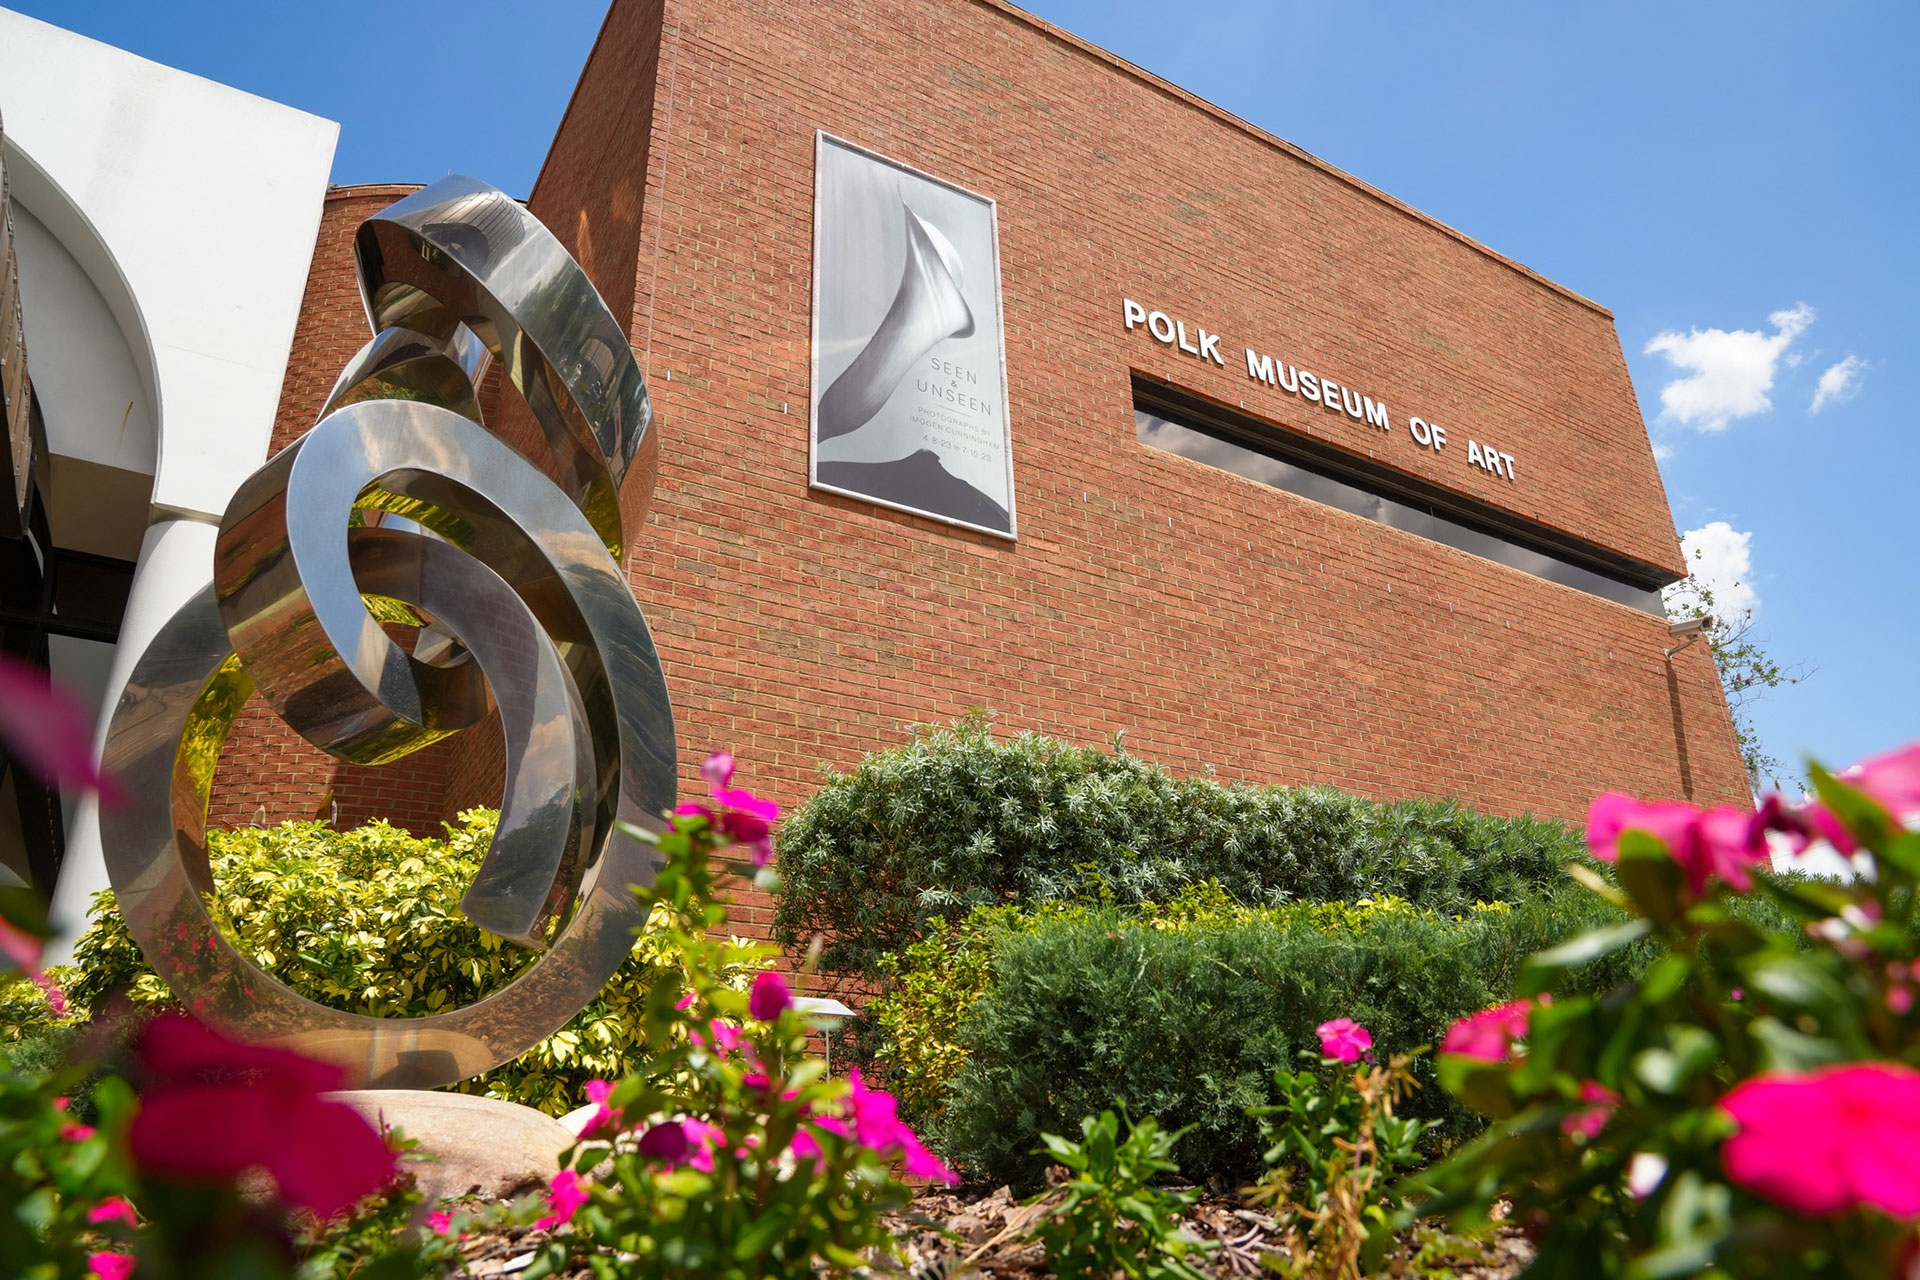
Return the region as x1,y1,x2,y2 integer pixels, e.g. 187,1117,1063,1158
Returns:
98,177,674,1088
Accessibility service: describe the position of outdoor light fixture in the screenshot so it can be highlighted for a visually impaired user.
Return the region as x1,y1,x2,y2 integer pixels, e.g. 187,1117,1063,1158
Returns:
1665,614,1708,659
793,996,857,1075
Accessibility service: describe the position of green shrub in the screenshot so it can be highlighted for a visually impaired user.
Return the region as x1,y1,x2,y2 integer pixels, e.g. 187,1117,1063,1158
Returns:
934,882,1833,1190
862,885,1498,1132
44,812,761,1116
936,884,1651,1188
1025,1109,1213,1280
773,713,1589,976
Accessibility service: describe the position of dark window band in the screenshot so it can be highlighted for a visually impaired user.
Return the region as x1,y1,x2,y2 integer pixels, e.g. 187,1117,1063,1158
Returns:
1133,377,1672,616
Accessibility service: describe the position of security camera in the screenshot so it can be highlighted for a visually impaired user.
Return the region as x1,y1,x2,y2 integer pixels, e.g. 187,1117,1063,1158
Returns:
1666,616,1707,638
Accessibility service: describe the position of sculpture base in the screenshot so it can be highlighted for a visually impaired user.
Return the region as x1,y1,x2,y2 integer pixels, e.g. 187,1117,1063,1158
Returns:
329,1089,575,1204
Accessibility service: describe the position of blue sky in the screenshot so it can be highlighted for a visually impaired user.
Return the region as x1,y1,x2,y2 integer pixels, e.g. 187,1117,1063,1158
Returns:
17,0,1912,784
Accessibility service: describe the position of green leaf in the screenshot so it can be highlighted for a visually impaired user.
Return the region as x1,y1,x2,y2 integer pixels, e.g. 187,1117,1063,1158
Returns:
1807,763,1898,853
1521,918,1652,994
1743,954,1849,1013
1748,1016,1848,1074
1438,1054,1518,1119
1615,832,1685,923
1631,1025,1718,1094
732,1202,796,1260
1639,953,1692,1005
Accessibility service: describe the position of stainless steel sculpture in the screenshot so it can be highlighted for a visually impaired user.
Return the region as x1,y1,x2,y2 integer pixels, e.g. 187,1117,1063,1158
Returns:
98,177,675,1088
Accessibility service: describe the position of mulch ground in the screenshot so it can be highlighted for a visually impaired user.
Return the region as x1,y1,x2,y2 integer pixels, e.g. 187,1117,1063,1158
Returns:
451,1184,1535,1278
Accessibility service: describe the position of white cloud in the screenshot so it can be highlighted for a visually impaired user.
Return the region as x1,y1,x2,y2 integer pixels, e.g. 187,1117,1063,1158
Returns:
1651,442,1674,461
1644,303,1814,432
1809,355,1866,413
1663,521,1758,627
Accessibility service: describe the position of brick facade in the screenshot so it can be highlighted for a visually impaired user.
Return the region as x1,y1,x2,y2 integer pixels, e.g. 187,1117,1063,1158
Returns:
225,0,1750,939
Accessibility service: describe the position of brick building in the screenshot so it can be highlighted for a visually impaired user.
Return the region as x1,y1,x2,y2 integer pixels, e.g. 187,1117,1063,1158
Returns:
177,0,1749,937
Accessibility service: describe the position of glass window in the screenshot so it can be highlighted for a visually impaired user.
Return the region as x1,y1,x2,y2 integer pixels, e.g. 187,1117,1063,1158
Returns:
1134,394,1670,616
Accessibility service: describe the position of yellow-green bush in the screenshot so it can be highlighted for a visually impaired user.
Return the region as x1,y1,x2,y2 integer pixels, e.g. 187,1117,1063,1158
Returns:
36,812,763,1115
863,883,1517,1135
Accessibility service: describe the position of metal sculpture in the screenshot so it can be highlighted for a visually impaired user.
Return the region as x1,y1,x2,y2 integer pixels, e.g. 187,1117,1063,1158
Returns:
98,177,675,1089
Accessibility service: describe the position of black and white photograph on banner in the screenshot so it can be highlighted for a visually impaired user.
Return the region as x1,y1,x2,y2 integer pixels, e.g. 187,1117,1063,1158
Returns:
808,133,1016,539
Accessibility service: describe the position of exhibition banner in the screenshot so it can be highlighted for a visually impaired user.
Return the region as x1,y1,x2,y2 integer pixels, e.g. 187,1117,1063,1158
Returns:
809,134,1015,538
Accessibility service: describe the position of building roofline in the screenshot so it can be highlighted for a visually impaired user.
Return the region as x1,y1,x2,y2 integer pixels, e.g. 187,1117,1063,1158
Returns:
978,0,1614,319
526,0,634,206
325,183,423,201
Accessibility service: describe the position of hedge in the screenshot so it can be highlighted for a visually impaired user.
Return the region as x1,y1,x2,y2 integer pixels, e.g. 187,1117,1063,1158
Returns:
19,812,762,1116
923,883,1819,1189
773,714,1588,975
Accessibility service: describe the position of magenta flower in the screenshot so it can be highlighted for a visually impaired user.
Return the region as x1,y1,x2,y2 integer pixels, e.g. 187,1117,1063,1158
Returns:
87,1197,137,1228
1722,1062,1920,1217
578,1078,622,1137
1442,997,1547,1062
1587,793,1769,895
701,751,737,791
1,916,71,1017
749,970,793,1022
87,1254,134,1280
0,916,40,975
0,653,123,805
1315,1017,1373,1063
1763,743,1920,855
56,1095,95,1143
682,1118,726,1173
534,1169,589,1231
127,1014,395,1219
844,1068,958,1183
1842,744,1920,821
679,750,781,866
637,1119,693,1166
690,1018,745,1056
1561,1080,1620,1139
426,1209,455,1237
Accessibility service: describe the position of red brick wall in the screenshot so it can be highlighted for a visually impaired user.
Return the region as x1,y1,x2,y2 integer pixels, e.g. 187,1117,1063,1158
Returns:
231,0,1750,939
579,0,1748,845
204,185,463,839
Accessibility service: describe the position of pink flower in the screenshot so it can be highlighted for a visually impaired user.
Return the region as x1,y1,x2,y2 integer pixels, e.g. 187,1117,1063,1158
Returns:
749,971,793,1022
87,1254,135,1280
701,751,737,791
690,1019,744,1056
578,1079,621,1137
1561,1081,1620,1139
1,916,71,1018
0,653,124,804
534,1169,589,1231
1842,744,1920,822
128,1014,394,1219
87,1197,137,1228
0,916,42,975
61,1119,96,1142
1442,997,1548,1062
1722,1063,1920,1217
1315,1017,1373,1063
1587,793,1769,895
682,750,781,866
1763,743,1920,856
682,1118,726,1173
844,1069,958,1183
